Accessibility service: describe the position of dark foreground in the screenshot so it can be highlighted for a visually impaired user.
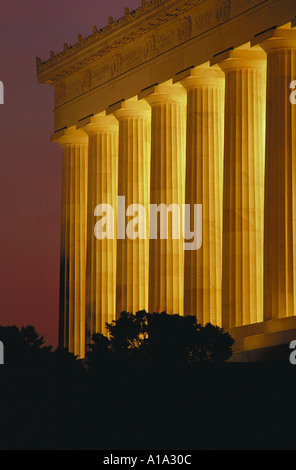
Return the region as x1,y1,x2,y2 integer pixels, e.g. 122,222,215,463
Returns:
0,358,295,450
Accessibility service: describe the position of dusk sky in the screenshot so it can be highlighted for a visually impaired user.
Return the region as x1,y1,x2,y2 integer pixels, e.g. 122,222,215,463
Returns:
0,0,140,348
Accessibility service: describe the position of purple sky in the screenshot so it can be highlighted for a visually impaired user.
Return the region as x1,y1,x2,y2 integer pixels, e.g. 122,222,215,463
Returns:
0,0,140,348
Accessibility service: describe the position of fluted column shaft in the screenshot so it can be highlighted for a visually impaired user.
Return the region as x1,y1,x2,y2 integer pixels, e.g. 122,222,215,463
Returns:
181,64,225,326
52,127,88,357
80,113,119,343
219,49,266,328
260,29,296,320
146,80,187,315
114,98,151,315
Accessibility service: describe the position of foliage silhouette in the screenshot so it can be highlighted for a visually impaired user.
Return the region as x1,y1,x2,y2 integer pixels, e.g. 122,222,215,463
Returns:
0,324,85,383
0,322,295,450
86,310,234,371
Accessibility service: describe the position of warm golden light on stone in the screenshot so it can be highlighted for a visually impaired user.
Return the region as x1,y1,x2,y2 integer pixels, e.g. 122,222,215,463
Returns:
259,28,296,321
78,113,119,342
51,126,88,357
38,0,296,361
181,63,225,327
218,48,266,328
113,97,151,316
145,80,187,316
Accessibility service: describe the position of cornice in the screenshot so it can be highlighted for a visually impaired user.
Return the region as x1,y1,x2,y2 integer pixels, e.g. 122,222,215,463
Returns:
36,0,199,84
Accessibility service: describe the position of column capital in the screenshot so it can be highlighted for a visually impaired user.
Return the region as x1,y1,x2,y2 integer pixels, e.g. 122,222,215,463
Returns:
217,48,266,73
112,96,151,120
77,111,118,134
180,63,225,90
51,125,88,146
142,79,186,106
255,28,296,52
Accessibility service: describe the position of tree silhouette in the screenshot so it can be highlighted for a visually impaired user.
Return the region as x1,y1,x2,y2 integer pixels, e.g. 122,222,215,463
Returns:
0,325,51,373
0,320,295,450
0,325,85,383
20,325,48,350
86,310,234,371
86,332,115,376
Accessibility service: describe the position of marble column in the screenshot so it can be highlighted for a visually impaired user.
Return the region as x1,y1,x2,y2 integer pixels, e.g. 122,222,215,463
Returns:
181,63,225,326
113,97,151,315
218,48,266,328
259,28,296,320
78,113,119,343
51,126,88,357
145,80,187,315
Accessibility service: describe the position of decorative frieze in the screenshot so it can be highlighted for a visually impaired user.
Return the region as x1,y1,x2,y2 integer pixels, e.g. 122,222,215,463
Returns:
37,0,267,108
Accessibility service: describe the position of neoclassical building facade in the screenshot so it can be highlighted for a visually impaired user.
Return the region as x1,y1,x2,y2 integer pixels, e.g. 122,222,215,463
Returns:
37,0,296,360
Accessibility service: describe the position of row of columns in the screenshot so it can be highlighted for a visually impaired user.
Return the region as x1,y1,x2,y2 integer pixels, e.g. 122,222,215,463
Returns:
52,28,296,357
